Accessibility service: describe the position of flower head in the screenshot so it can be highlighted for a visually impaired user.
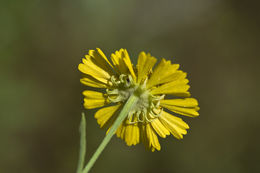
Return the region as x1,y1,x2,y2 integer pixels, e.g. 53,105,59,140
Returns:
78,48,199,151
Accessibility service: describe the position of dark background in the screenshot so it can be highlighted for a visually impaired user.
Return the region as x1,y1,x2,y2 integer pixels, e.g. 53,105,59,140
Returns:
1,0,259,172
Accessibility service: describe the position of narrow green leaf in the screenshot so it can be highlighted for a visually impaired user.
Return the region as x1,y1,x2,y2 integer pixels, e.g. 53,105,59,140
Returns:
76,113,86,173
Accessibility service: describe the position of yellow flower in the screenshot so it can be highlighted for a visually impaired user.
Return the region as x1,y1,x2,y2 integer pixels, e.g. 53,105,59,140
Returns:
78,48,199,152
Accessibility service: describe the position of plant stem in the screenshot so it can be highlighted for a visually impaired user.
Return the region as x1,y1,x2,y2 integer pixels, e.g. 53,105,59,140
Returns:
82,94,138,173
76,113,86,173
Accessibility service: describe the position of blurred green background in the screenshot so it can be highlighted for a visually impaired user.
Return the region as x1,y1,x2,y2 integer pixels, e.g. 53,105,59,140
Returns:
1,0,259,172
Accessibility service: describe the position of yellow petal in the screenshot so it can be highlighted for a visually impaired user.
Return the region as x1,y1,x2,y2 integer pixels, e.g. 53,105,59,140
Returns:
110,49,136,81
161,98,198,107
116,123,123,138
147,58,180,88
140,125,149,150
111,49,129,74
159,111,189,139
116,116,140,146
116,122,126,139
122,49,136,81
80,75,108,88
162,105,199,117
94,105,121,128
150,77,190,97
88,48,114,74
146,123,161,151
78,60,110,83
132,124,140,145
83,90,110,109
78,48,114,83
124,124,133,146
160,98,199,117
137,52,157,84
124,123,140,146
151,118,170,138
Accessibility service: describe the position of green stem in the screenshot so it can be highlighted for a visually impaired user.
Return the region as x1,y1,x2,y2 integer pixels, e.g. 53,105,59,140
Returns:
82,94,138,173
76,113,86,173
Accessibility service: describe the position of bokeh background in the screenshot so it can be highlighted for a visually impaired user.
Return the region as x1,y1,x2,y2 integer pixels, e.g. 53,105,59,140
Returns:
1,0,259,172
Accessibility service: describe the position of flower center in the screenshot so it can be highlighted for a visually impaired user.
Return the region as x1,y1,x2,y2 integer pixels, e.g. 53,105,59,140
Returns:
107,74,164,124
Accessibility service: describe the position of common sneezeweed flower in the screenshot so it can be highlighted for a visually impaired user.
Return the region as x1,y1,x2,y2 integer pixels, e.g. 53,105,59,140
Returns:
77,48,199,172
